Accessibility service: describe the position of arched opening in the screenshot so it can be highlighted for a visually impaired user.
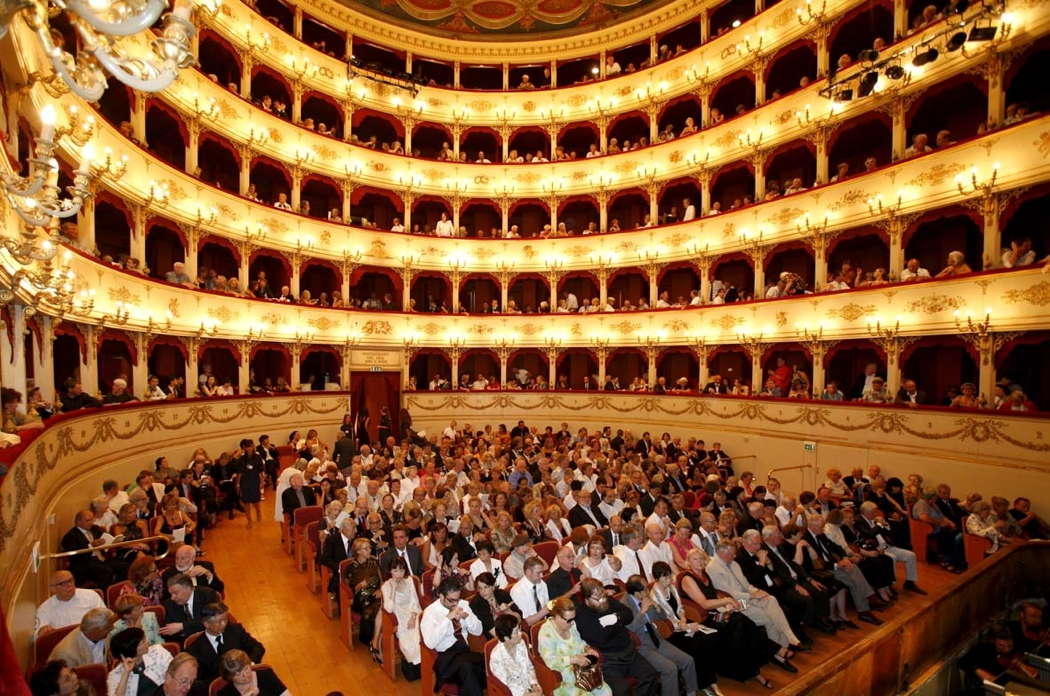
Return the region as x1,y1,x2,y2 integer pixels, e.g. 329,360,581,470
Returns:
710,163,755,211
764,140,817,196
558,272,600,310
1005,37,1050,116
902,337,979,406
351,187,403,229
348,266,402,309
94,198,131,260
410,350,452,389
904,208,983,275
710,72,756,122
660,20,702,56
710,0,754,37
301,92,343,137
412,122,453,159
250,67,292,118
199,343,240,392
765,41,818,100
606,348,647,389
558,196,599,235
906,77,987,151
96,84,131,131
198,236,239,283
711,253,754,302
411,272,452,312
1001,188,1050,264
53,333,82,391
608,188,649,229
657,263,701,307
558,123,599,159
197,31,241,88
351,39,405,76
98,335,135,394
508,199,549,238
351,108,404,151
761,345,812,397
764,243,814,295
460,200,501,237
459,273,500,313
827,113,892,180
145,220,185,280
707,346,750,392
459,350,499,389
300,347,341,390
657,348,698,390
255,0,292,32
607,267,649,310
148,341,186,392
459,65,502,90
607,111,650,151
658,178,702,224
508,127,550,162
198,133,240,192
249,156,292,207
612,41,649,74
412,196,453,235
461,127,501,164
829,1,893,73
508,273,550,313
250,345,291,390
997,333,1050,411
657,95,702,142
827,227,890,287
557,54,599,86
302,17,343,57
509,64,549,90
248,251,291,297
509,349,549,389
300,175,341,220
144,102,186,170
556,349,599,389
300,261,340,303
825,340,886,399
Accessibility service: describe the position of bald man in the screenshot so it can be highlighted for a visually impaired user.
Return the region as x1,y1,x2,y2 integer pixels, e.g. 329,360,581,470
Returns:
59,509,117,588
35,570,105,636
280,473,317,521
47,607,116,666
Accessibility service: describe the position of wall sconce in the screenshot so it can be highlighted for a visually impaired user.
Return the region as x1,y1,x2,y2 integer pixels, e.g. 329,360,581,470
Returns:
866,192,904,217
953,309,992,335
866,316,901,339
145,180,171,207
87,145,128,179
956,164,998,196
797,0,828,25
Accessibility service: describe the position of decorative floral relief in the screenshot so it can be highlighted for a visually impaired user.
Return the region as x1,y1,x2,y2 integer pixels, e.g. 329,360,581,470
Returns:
906,162,965,188
521,245,536,259
521,101,537,112
515,172,540,184
307,317,335,331
1035,131,1050,159
167,299,180,318
771,207,805,225
776,311,788,327
1003,280,1050,306
368,239,391,259
829,189,867,211
468,100,492,112
260,217,288,234
721,222,736,238
420,322,441,335
613,160,638,174
469,323,494,336
107,287,141,305
827,303,876,322
905,294,964,313
361,321,392,336
711,315,744,331
314,145,336,162
260,312,280,326
519,323,542,336
207,306,235,323
714,129,743,148
610,320,640,336
775,109,794,125
571,322,583,336
668,150,683,163
663,319,689,334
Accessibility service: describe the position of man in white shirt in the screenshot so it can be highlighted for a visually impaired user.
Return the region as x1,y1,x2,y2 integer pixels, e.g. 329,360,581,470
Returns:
509,557,550,625
598,488,625,521
900,258,931,281
1002,238,1035,268
774,496,804,529
103,480,129,514
91,496,118,531
435,213,455,237
35,571,105,636
638,521,673,578
565,292,579,311
420,578,486,696
681,197,696,221
613,526,648,583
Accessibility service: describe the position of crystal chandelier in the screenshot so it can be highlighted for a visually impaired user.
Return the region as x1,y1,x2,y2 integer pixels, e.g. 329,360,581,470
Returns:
1,104,94,227
1,0,197,101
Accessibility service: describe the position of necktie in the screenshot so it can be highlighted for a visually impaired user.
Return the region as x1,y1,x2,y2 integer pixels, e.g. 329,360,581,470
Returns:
702,534,714,556
533,582,541,614
635,551,647,580
636,598,660,647
612,532,619,547
215,634,224,653
400,549,410,575
451,615,466,646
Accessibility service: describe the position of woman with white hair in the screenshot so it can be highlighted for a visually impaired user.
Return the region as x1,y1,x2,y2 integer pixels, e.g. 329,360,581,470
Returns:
935,250,972,277
966,500,1009,552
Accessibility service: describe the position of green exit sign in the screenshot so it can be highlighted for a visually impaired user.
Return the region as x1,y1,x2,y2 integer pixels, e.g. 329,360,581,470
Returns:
803,441,817,452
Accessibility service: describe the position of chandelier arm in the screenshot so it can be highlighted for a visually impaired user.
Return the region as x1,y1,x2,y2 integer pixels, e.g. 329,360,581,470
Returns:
63,0,166,36
39,35,108,100
90,45,180,91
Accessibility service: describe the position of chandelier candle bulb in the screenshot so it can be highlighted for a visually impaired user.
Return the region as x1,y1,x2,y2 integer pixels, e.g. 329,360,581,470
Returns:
173,0,192,21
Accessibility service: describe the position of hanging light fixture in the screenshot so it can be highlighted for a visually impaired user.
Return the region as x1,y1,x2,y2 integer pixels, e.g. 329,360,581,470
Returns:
1,0,199,101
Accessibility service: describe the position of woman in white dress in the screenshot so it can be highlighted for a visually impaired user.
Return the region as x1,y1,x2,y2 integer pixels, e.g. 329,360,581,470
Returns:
545,505,573,543
468,541,508,589
381,557,422,668
577,535,621,587
489,614,542,696
107,627,173,696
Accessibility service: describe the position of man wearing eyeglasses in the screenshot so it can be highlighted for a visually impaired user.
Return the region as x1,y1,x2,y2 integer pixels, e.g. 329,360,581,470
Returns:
35,570,105,637
159,652,198,696
421,577,486,696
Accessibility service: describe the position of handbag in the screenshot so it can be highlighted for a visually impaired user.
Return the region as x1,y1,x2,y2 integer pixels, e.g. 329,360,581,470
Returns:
572,655,603,692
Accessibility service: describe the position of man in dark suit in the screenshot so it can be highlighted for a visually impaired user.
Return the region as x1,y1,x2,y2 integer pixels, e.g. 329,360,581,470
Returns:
568,489,608,529
186,602,265,684
801,515,881,625
60,510,116,588
737,529,819,642
280,473,317,521
332,431,357,472
161,573,220,642
450,516,479,561
378,525,423,577
257,434,280,486
545,544,582,600
609,429,625,454
575,578,660,696
634,432,653,457
850,362,881,401
762,526,838,633
161,543,225,597
320,518,356,595
509,420,529,440
599,516,626,552
894,379,928,407
703,375,729,394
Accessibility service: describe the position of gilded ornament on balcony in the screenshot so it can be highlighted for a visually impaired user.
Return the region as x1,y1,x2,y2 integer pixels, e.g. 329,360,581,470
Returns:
772,207,804,225
314,145,336,162
775,109,794,125
712,315,744,331
776,312,788,327
721,222,736,238
474,247,496,260
469,100,493,112
519,323,542,336
567,245,590,258
217,204,236,219
521,245,536,259
371,162,387,172
167,299,181,318
830,189,867,211
522,101,537,112
207,306,235,323
161,179,186,203
261,217,288,234
613,160,638,174
107,287,141,305
359,321,391,336
1036,131,1050,158
616,240,636,254
572,171,588,181
668,150,683,163
423,168,442,180
827,303,876,321
306,317,335,331
217,101,240,120
664,319,689,333
469,324,494,336
1003,280,1050,306
319,231,332,245
906,162,965,188
267,127,283,144
905,294,964,313
715,129,743,148
571,322,582,336
668,233,689,248
616,85,633,97
610,320,640,335
772,7,794,25
260,312,280,326
420,322,441,336
426,98,443,108
516,172,540,184
368,239,391,258
269,37,287,54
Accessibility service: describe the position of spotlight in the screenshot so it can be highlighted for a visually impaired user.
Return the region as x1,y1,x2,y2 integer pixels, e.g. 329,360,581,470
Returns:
591,66,599,75
858,70,879,97
884,63,905,80
946,30,967,51
968,25,998,41
833,86,854,102
858,48,879,62
912,47,939,66
731,19,741,27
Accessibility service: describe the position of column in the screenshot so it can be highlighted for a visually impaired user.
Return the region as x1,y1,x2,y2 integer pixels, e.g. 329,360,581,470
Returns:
646,348,657,387
238,146,252,195
131,93,147,145
293,7,303,38
547,350,557,388
598,192,608,231
185,120,200,176
292,83,303,123
500,126,510,161
599,50,607,78
290,167,303,210
404,118,414,154
699,88,711,127
401,349,412,389
647,265,658,306
754,67,766,106
810,345,826,396
341,270,350,302
598,270,608,307
131,205,147,267
597,348,607,388
291,257,301,296
502,63,509,90
132,336,148,397
403,192,413,232
33,316,56,397
647,104,659,142
547,126,558,160
754,0,762,13
450,349,460,387
184,227,198,282
550,59,557,88
82,327,99,395
697,347,709,389
814,134,829,185
751,152,766,201
649,36,657,65
186,339,199,395
986,55,1006,130
813,240,828,289
451,198,460,233
501,199,509,234
238,249,250,290
341,180,352,223
890,98,906,162
700,12,710,43
888,221,905,280
598,117,608,151
885,340,903,396
291,348,301,390
816,32,830,78
977,339,995,404
77,194,96,253
344,34,353,61
549,197,558,235
343,100,353,141
341,349,352,390
981,196,1001,270
698,260,711,303
893,0,907,39
547,273,558,311
499,350,508,387
500,274,509,312
451,272,460,313
0,304,27,394
751,249,766,297
405,52,413,75
237,348,250,395
240,55,253,99
647,183,658,225
699,172,711,215
402,268,413,311
749,348,762,393
453,61,461,88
